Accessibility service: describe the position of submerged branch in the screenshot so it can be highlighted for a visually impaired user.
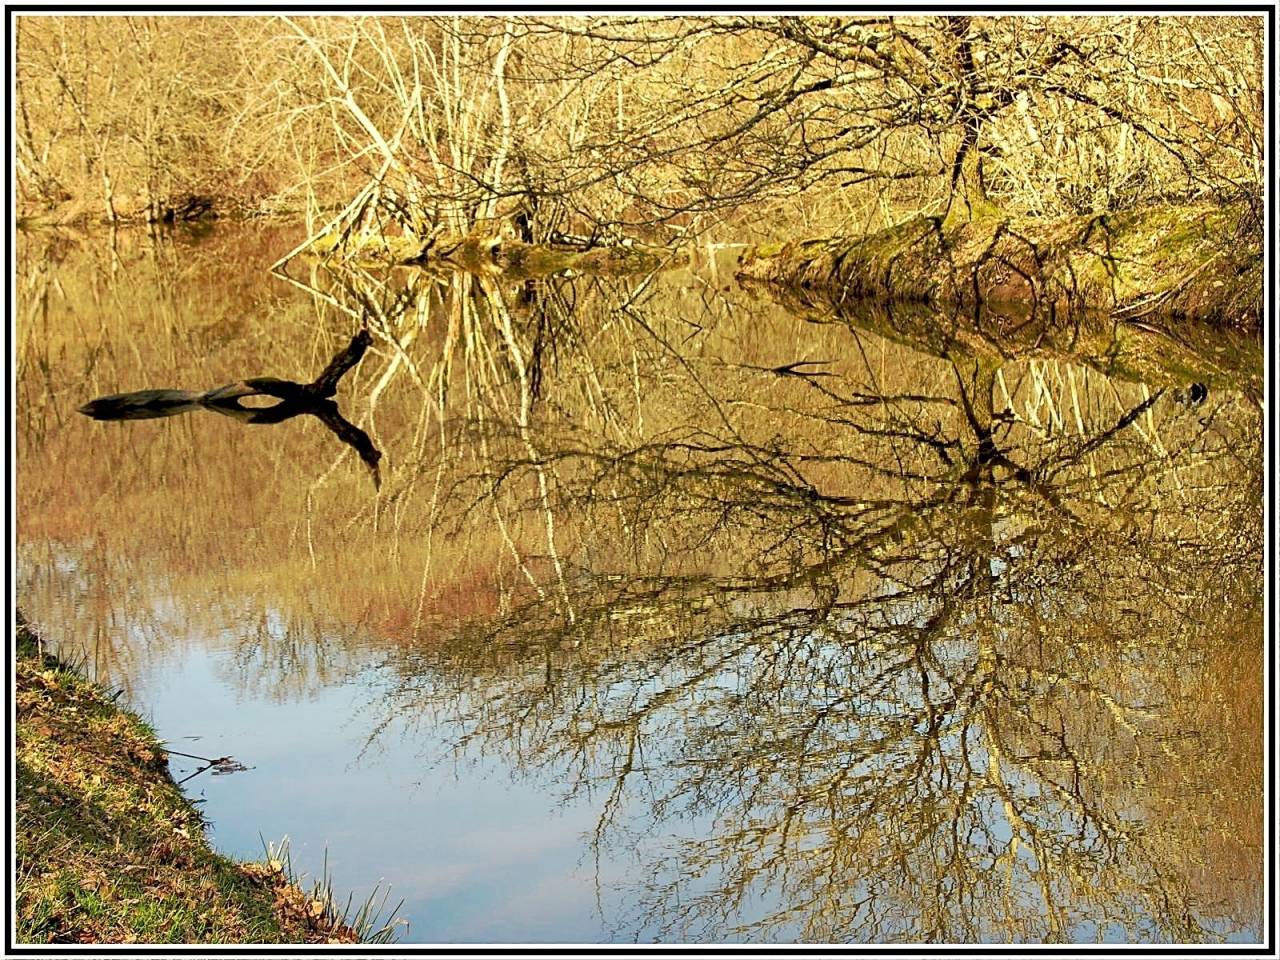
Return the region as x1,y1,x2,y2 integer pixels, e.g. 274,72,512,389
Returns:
78,330,383,489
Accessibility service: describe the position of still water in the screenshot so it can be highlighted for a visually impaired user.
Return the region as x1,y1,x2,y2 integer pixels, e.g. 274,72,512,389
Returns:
15,224,1264,943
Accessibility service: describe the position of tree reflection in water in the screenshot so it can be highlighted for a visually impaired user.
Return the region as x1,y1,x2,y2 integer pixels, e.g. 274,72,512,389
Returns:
16,230,1261,943
343,275,1261,942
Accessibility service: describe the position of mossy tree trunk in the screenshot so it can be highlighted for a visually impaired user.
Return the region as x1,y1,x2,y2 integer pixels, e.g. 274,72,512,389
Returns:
737,202,1260,331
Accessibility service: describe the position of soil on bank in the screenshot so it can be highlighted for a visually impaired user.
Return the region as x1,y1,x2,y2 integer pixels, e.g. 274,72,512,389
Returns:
13,613,362,945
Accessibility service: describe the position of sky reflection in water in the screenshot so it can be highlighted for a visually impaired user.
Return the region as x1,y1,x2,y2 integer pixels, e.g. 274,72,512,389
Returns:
15,224,1263,944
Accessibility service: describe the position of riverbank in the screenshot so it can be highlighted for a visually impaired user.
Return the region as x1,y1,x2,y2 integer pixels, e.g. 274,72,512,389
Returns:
736,202,1262,331
13,614,374,945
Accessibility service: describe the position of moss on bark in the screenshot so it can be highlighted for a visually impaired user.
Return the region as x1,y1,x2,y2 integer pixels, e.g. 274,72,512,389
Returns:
737,203,1261,330
308,228,673,277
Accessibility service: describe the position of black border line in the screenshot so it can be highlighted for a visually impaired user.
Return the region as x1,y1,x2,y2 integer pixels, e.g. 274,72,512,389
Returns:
4,3,1277,957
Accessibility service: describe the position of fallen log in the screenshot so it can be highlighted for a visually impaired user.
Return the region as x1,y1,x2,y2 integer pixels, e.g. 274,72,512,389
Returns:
79,330,383,489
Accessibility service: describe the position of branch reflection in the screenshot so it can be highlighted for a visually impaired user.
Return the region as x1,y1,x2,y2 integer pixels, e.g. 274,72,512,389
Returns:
16,229,1260,942
357,283,1261,942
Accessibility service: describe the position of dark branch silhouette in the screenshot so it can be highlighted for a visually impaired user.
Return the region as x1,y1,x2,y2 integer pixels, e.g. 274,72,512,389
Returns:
79,329,382,489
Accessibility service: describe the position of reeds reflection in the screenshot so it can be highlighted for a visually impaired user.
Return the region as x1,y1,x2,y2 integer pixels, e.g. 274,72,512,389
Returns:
16,226,1261,943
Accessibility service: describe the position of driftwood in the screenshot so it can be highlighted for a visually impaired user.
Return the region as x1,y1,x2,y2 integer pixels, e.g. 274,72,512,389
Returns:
79,330,382,489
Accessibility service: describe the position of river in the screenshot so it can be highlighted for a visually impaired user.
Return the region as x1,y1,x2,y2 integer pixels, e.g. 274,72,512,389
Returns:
14,223,1264,944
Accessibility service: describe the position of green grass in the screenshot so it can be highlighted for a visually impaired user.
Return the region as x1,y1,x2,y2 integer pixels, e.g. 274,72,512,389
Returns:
14,614,400,945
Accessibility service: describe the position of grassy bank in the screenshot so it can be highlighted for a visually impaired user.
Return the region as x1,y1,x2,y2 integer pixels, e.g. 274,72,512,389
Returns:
14,614,389,945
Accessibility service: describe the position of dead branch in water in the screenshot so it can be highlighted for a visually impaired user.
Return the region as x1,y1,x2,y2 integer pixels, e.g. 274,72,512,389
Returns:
79,330,383,489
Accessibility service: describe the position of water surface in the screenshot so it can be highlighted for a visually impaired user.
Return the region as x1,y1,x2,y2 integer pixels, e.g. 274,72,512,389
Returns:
15,224,1264,943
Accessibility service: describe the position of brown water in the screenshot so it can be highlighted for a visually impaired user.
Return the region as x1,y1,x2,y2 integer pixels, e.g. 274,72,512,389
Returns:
15,223,1264,943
